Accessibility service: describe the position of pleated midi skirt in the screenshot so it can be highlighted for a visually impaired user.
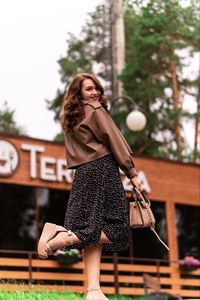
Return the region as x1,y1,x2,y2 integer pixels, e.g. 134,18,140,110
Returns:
64,153,129,253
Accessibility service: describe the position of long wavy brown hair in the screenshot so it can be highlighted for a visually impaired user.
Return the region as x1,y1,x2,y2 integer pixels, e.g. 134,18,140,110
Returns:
60,73,108,132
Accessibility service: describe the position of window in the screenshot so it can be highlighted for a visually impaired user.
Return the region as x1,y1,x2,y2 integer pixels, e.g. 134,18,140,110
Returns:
131,201,168,259
0,183,69,251
176,204,200,259
37,188,69,234
0,183,36,250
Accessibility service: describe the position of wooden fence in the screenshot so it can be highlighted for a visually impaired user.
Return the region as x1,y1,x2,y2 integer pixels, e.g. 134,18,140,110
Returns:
0,250,199,299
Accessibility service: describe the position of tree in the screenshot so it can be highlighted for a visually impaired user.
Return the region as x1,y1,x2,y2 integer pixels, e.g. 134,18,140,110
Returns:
0,101,25,135
48,0,199,162
47,4,112,141
118,0,200,161
193,71,200,162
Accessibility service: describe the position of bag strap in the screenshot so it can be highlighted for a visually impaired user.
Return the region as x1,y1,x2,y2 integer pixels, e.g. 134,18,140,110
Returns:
150,227,170,251
134,188,151,208
133,188,170,251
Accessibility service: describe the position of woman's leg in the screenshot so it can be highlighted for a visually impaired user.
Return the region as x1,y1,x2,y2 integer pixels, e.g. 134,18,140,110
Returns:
48,231,80,251
84,245,108,300
84,245,101,290
100,231,112,244
38,224,112,259
48,230,111,253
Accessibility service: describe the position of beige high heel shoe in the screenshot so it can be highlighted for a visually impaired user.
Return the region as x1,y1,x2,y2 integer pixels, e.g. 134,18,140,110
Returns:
86,287,109,300
37,222,68,259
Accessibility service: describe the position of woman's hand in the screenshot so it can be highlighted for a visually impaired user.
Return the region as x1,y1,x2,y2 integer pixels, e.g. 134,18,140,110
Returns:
130,176,142,191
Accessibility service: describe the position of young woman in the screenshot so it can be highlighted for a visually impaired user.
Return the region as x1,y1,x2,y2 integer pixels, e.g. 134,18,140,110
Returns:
38,73,141,300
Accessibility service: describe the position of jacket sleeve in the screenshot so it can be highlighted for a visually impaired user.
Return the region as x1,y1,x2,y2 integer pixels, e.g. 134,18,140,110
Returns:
90,106,137,179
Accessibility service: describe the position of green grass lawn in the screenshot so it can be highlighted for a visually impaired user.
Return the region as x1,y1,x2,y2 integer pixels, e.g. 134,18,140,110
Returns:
0,291,82,300
0,291,144,300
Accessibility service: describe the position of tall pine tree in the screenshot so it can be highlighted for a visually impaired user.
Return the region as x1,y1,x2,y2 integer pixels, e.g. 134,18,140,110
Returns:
119,0,200,160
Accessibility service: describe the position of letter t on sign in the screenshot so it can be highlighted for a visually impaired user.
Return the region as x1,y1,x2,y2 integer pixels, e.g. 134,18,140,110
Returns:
21,144,45,178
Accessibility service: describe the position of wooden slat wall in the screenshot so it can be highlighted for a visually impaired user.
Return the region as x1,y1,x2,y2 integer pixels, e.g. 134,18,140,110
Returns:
0,253,199,299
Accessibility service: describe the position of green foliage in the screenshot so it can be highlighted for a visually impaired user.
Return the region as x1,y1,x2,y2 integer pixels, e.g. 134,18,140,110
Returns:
47,0,199,162
54,132,64,142
0,102,25,135
47,4,112,126
0,291,83,300
118,0,200,160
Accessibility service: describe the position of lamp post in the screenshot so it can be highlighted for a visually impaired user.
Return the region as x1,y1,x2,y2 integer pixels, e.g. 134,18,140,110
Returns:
110,95,147,131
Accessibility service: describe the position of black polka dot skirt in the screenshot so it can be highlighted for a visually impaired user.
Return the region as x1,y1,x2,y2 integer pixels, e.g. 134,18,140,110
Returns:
64,153,130,253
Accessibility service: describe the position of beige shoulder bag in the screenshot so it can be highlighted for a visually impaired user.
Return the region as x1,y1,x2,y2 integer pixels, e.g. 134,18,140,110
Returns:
130,187,169,251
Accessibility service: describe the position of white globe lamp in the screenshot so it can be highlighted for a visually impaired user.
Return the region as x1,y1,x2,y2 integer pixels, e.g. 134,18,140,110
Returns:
126,111,146,131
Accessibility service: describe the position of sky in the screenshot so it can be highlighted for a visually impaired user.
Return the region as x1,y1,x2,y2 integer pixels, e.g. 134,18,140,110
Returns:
0,0,199,147
0,0,103,140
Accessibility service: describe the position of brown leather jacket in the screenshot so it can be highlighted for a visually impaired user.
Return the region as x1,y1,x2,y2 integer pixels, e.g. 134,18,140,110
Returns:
64,100,137,179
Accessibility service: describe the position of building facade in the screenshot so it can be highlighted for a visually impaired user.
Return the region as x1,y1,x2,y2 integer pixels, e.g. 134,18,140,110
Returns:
0,133,199,297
